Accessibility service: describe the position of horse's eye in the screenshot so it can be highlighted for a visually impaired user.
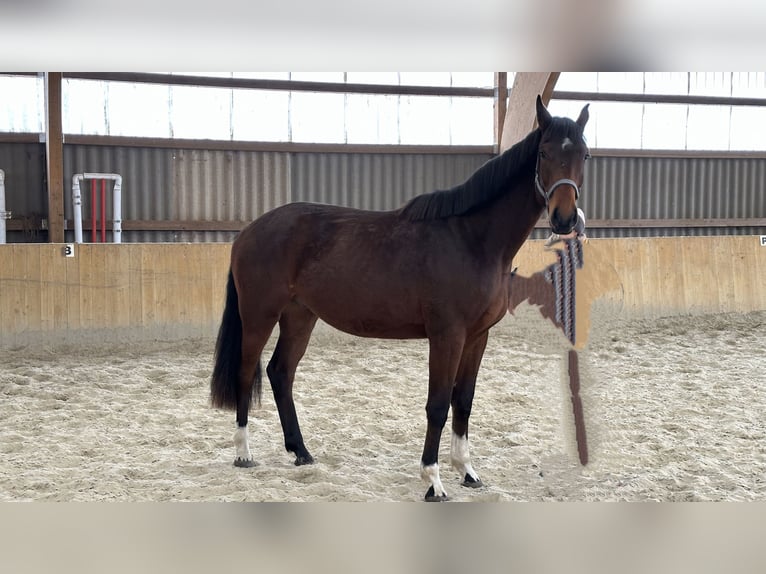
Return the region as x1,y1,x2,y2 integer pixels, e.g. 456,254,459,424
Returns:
584,152,592,160
539,150,548,159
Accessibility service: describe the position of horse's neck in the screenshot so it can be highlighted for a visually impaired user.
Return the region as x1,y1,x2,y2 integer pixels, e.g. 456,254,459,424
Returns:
462,175,544,272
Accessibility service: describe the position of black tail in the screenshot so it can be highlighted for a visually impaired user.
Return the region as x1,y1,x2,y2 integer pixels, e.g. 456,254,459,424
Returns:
210,269,262,410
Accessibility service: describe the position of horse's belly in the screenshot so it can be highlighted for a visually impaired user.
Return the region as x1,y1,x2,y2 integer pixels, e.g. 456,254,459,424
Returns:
295,280,427,339
320,314,427,339
298,294,427,339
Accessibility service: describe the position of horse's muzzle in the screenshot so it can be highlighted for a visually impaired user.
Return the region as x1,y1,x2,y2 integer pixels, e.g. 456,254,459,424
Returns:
550,207,578,235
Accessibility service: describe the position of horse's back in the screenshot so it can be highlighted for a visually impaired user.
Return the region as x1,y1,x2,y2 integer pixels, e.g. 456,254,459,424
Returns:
232,202,399,265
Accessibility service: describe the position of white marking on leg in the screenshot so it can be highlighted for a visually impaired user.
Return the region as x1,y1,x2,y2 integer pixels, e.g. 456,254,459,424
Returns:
420,463,448,499
450,432,480,483
233,425,253,463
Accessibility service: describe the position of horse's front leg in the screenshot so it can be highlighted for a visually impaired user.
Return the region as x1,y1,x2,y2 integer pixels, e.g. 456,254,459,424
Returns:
421,331,465,501
450,330,489,488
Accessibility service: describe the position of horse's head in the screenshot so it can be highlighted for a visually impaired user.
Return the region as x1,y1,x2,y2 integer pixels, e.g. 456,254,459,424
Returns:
534,95,590,235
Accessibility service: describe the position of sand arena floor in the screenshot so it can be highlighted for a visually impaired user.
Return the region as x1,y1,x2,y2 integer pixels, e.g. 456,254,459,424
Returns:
1,307,764,502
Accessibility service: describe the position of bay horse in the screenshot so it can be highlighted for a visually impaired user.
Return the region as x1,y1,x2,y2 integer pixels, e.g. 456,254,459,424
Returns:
210,96,591,501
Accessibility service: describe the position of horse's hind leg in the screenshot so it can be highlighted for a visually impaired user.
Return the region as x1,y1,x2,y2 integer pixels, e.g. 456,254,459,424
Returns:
450,330,489,488
234,316,279,468
267,302,318,466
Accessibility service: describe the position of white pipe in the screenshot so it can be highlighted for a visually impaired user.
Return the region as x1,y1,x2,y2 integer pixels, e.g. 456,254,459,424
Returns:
72,174,83,244
71,173,123,243
0,169,7,244
112,176,122,244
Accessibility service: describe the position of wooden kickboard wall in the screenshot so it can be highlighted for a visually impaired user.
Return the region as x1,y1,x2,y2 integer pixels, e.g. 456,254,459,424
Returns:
1,237,764,348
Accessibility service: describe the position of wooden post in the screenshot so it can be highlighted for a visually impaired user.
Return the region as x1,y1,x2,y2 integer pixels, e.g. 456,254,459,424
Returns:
500,72,561,152
45,72,65,243
493,72,507,154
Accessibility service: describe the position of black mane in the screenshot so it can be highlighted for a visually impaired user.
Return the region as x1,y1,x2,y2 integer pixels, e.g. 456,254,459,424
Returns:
399,116,583,221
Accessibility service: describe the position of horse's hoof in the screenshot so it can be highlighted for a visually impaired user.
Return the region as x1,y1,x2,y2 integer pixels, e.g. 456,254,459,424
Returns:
294,454,314,466
424,486,449,502
234,458,256,468
461,474,483,488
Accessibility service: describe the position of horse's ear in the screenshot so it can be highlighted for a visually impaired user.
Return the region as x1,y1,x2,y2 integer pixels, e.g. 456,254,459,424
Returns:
536,95,552,131
576,103,590,128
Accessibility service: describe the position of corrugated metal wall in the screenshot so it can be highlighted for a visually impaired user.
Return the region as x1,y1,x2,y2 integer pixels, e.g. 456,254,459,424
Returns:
61,145,291,242
1,141,764,242
61,146,490,242
291,152,491,210
63,145,173,219
572,156,766,238
171,149,290,220
0,142,47,242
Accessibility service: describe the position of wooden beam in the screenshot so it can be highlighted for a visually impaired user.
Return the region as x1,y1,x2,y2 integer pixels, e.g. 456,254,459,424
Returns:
493,73,508,153
4,130,758,159
533,218,766,229
0,133,41,144
64,134,494,156
55,220,248,232
64,72,494,99
590,148,766,160
45,72,65,243
117,220,248,232
553,90,766,108
7,218,764,234
540,74,560,110
500,72,561,152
